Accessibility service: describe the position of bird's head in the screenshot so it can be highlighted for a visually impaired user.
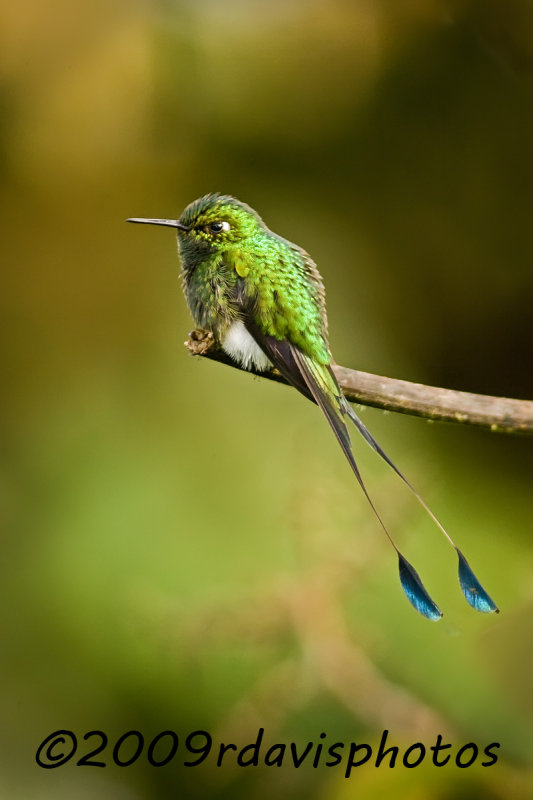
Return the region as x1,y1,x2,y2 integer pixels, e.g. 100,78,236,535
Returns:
128,193,266,267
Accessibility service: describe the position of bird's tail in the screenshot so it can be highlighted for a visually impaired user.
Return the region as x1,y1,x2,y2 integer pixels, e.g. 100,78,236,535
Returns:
293,351,443,619
344,401,499,615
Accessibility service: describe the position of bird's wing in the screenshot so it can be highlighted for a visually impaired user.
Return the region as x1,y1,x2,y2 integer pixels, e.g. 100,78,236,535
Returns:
232,260,497,619
226,242,332,367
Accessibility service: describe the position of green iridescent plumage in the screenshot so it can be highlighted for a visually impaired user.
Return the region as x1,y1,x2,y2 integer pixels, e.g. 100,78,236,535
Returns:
179,194,330,365
127,193,498,620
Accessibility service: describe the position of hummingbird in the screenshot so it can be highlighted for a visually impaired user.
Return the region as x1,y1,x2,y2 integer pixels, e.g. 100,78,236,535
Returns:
128,193,498,620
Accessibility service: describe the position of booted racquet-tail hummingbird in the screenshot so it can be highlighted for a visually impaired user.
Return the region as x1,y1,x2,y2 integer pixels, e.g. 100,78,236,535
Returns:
128,193,498,620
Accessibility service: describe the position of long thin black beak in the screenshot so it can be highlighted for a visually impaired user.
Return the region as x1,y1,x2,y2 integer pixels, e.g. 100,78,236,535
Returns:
126,217,189,231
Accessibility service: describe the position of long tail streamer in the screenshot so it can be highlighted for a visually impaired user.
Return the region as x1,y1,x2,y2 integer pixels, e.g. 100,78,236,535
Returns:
345,403,499,615
241,328,497,620
293,352,443,619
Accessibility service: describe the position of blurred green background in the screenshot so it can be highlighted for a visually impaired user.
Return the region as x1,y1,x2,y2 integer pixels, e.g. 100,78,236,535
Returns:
2,0,533,797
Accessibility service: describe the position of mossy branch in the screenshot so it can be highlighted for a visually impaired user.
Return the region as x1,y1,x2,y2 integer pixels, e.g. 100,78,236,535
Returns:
186,329,533,435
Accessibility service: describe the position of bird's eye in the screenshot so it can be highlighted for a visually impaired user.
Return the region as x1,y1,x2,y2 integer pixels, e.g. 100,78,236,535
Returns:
207,221,231,234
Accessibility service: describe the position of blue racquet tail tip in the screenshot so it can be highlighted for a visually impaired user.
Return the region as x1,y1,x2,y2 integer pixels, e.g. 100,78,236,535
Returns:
398,553,443,621
457,549,499,613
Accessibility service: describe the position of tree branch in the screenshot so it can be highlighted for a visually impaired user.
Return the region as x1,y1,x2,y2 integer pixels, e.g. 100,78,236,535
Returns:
185,329,533,435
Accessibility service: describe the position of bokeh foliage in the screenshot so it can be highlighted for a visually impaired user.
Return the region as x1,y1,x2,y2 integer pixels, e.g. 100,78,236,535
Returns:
1,1,533,797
